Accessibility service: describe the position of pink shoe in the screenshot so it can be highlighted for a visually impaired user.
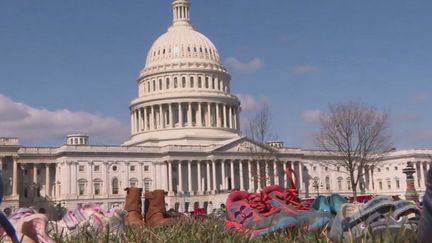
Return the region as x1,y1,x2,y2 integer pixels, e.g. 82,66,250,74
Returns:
8,209,55,243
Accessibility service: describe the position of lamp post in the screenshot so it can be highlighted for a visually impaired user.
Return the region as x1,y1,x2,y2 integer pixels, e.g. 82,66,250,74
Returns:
312,180,322,197
402,162,419,201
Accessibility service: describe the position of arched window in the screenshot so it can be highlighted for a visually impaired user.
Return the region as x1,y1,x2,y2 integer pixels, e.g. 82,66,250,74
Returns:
182,77,186,88
144,178,152,192
198,77,202,88
159,79,162,90
386,179,391,190
205,77,209,88
174,77,178,88
325,176,330,190
166,78,170,89
190,77,194,88
130,178,139,187
378,180,383,190
78,179,87,196
112,178,119,195
93,179,102,195
395,178,400,189
152,80,156,91
337,177,343,191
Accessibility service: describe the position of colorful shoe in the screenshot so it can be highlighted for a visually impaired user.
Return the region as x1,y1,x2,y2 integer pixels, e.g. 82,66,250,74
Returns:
225,190,305,236
48,203,125,238
6,208,55,243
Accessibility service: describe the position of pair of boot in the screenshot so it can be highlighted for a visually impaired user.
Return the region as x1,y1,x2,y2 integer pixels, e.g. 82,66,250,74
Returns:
124,187,176,227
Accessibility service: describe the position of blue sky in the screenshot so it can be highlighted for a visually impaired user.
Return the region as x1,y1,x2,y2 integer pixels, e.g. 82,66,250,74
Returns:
0,0,431,148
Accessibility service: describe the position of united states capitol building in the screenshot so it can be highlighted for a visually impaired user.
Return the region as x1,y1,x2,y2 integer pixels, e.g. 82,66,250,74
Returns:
1,0,431,215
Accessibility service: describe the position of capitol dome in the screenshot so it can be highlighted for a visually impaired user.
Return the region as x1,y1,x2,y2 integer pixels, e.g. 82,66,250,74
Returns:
140,0,227,77
125,0,241,147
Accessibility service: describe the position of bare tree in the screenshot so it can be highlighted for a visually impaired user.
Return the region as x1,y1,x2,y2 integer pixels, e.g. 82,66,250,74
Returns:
244,103,278,188
315,101,393,200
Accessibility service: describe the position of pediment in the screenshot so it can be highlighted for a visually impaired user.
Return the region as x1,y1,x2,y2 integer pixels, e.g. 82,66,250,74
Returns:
213,137,275,153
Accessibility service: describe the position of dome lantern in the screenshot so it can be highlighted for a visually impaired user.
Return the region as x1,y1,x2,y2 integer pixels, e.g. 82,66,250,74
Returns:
172,0,191,27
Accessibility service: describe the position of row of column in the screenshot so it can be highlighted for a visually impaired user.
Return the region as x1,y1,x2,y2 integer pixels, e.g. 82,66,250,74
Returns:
131,102,239,134
414,161,431,189
164,160,302,195
0,157,53,199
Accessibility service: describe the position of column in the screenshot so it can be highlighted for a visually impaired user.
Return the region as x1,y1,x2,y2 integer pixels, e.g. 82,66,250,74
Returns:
150,106,155,130
179,103,183,127
276,161,285,186
188,103,192,127
187,161,192,192
256,161,261,190
419,162,424,188
216,104,221,127
223,105,227,128
239,161,244,191
159,104,164,129
169,104,173,128
88,162,94,195
178,161,183,193
298,162,303,192
136,162,144,188
104,162,109,196
124,162,130,189
283,162,287,187
137,108,142,132
143,107,148,131
12,157,18,197
273,161,278,185
221,160,225,190
207,103,211,127
265,161,269,185
206,161,211,193
33,164,38,184
45,164,50,197
212,160,217,193
162,162,168,191
233,108,237,129
229,106,233,128
248,160,254,192
168,161,173,194
130,112,134,134
198,102,202,127
72,163,78,196
230,160,235,190
197,161,202,194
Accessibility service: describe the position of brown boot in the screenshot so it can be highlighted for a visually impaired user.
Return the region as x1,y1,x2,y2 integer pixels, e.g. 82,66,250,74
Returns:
124,187,145,227
144,190,176,227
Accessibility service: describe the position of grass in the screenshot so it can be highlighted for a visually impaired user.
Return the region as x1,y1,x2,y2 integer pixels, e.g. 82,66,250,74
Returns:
48,217,417,243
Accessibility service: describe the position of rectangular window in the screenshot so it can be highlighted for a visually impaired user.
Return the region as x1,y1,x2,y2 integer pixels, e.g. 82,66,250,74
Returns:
396,180,400,189
387,181,391,190
79,165,85,172
144,166,149,172
94,183,101,195
94,165,100,172
379,181,383,190
144,182,151,192
79,183,85,195
130,182,136,187
338,180,342,191
130,165,136,172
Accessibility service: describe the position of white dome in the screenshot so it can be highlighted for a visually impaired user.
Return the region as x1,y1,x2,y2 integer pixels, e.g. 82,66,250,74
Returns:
145,25,221,69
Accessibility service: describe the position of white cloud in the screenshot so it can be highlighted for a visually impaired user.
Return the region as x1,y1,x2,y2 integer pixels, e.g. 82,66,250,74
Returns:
301,110,322,123
236,94,268,112
0,95,129,145
291,65,319,74
224,57,264,73
414,94,429,104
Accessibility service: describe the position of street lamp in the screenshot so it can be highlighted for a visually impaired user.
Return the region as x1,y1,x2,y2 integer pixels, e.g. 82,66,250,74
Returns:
312,180,322,197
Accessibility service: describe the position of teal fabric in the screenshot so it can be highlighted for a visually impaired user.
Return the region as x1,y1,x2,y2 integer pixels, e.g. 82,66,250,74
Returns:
328,194,348,215
312,194,347,214
311,196,331,212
